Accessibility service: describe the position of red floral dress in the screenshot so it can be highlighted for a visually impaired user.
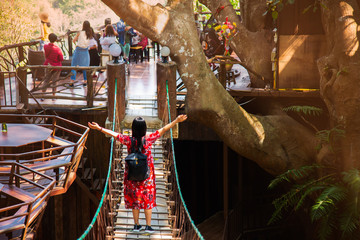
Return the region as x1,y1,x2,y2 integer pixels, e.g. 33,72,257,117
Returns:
117,130,160,209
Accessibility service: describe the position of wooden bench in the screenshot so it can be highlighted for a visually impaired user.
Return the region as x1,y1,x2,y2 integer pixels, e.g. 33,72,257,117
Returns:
46,135,74,146
1,185,36,202
0,186,48,236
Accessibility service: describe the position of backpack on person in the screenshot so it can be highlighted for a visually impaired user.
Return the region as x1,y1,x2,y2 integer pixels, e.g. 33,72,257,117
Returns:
125,138,149,181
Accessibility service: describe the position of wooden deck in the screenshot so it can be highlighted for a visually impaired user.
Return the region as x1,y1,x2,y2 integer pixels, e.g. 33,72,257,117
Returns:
1,56,320,114
25,58,158,111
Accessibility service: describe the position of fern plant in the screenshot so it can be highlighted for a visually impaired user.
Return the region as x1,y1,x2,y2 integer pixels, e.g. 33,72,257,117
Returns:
283,105,323,116
269,166,360,240
283,105,323,132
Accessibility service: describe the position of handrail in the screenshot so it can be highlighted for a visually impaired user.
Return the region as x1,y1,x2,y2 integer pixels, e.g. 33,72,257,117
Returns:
166,80,204,239
77,78,118,240
0,41,40,52
0,114,89,130
23,65,107,108
0,144,77,158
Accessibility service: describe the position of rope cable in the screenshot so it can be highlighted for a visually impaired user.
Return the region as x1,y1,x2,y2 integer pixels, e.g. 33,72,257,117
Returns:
166,80,204,240
78,77,118,240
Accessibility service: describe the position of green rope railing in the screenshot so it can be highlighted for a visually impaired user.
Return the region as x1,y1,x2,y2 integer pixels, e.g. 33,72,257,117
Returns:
166,80,204,240
77,78,118,240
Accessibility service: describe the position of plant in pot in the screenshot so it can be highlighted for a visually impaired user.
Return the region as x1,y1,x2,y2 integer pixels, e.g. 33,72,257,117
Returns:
212,17,238,71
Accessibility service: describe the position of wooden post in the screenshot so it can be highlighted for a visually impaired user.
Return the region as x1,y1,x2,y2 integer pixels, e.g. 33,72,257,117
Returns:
87,71,94,108
18,46,24,63
16,67,28,108
68,34,73,57
157,61,177,122
219,61,226,88
223,143,229,220
0,72,4,89
238,155,243,204
54,195,64,240
107,62,126,125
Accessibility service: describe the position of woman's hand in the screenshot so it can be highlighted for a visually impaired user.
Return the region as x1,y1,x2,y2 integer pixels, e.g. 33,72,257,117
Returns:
176,114,187,123
88,122,101,131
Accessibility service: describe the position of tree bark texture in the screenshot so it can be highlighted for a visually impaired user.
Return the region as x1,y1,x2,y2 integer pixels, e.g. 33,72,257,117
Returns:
317,0,360,170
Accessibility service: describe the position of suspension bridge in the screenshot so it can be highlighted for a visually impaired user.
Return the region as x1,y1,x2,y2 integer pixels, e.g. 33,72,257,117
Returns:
0,39,206,240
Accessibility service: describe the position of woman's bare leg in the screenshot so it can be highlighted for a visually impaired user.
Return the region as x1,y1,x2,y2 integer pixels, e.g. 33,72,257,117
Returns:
144,209,152,226
132,209,140,225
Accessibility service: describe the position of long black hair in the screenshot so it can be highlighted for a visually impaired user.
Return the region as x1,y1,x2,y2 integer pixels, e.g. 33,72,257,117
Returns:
82,20,92,39
131,117,147,148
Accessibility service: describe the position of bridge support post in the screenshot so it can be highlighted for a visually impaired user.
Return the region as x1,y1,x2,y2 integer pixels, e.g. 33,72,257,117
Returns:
157,62,177,123
17,67,28,108
107,62,126,128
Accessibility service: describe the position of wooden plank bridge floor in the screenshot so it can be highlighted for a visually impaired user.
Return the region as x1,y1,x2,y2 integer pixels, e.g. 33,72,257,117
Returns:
112,61,180,239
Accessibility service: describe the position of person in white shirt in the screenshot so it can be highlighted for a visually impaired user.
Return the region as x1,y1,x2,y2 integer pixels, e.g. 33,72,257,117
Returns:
99,25,117,66
70,21,92,85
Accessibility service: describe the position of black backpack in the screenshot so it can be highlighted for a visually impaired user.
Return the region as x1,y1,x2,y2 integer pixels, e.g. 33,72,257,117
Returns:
125,138,149,181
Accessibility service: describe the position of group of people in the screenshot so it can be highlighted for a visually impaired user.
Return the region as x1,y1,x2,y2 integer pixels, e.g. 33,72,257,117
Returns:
99,18,148,66
37,14,149,87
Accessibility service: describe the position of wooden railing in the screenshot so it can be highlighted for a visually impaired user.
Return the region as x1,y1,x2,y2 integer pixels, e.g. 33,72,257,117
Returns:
77,80,120,240
163,80,204,239
0,71,20,110
0,114,89,196
0,35,108,111
0,41,40,72
0,161,56,240
24,65,107,108
0,31,76,72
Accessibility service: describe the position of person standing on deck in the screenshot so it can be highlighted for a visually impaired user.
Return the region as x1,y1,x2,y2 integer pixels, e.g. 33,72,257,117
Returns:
88,27,100,67
117,19,135,63
70,21,92,86
99,25,117,67
37,12,51,51
88,114,188,233
42,33,63,94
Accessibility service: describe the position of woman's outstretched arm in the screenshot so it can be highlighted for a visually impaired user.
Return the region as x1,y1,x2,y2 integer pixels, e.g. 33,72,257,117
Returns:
88,122,118,138
158,114,187,137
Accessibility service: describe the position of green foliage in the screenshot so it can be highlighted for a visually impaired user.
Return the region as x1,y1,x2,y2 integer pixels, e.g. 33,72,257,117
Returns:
269,166,360,239
268,165,321,189
0,0,37,46
264,0,295,20
302,1,328,14
316,126,345,151
283,105,323,116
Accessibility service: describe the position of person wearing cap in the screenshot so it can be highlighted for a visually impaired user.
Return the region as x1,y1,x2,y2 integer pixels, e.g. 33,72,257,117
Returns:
37,12,51,51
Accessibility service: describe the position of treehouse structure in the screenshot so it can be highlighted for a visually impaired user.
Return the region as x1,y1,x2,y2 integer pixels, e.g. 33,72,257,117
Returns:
276,0,326,90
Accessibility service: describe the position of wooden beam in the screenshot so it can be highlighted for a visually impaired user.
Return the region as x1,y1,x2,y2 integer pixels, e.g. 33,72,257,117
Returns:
26,65,106,71
75,177,99,205
219,61,226,88
54,195,64,240
107,62,126,124
157,62,177,122
223,143,228,220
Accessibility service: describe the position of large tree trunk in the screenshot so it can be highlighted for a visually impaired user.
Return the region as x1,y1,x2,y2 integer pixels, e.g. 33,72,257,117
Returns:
101,0,319,175
317,0,360,170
